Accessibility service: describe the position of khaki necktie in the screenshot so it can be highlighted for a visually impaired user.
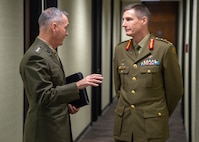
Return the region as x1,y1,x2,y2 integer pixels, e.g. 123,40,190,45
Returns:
50,47,60,61
135,45,141,57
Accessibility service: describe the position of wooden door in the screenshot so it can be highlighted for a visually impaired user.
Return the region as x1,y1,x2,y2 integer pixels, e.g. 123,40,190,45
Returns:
144,2,178,46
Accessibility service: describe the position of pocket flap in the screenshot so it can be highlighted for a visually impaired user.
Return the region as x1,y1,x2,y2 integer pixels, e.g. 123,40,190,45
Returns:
140,66,159,74
118,66,129,74
115,105,125,117
143,109,168,118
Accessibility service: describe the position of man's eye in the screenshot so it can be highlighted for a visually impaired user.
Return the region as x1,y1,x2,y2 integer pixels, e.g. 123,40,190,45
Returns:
126,18,132,21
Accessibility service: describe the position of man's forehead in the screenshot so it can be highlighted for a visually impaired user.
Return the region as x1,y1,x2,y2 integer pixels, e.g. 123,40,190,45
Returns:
123,9,136,17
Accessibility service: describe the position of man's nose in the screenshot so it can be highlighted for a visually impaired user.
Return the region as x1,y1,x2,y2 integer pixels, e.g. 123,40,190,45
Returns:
122,21,126,27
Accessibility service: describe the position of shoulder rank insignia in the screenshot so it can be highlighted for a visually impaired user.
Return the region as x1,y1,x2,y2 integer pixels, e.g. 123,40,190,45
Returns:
155,37,173,46
35,47,41,53
171,47,176,54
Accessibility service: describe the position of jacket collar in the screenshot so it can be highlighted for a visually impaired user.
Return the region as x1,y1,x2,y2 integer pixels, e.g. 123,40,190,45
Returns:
126,34,155,63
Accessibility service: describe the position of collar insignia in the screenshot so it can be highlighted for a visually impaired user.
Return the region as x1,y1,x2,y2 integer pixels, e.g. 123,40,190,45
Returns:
148,39,154,50
125,39,133,51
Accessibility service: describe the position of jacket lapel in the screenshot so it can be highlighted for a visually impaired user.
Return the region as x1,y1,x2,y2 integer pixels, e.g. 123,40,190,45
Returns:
126,43,137,61
135,35,154,63
36,38,65,73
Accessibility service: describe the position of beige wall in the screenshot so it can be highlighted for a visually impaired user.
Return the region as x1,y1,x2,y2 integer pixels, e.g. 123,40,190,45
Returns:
196,1,199,141
0,0,24,142
58,0,122,140
101,0,112,110
58,0,92,140
189,0,199,142
113,0,122,98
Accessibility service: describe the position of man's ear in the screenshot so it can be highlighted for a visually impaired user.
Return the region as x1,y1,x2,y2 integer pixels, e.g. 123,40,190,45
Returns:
142,16,148,25
51,22,57,32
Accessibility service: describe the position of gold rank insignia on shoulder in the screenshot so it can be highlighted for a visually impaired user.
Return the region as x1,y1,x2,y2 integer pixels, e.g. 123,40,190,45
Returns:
155,37,173,46
172,47,176,54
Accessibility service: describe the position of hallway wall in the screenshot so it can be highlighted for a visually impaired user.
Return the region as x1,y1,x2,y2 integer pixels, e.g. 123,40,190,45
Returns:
0,0,24,142
195,1,199,141
58,0,92,140
101,0,111,109
112,0,121,97
1,0,199,142
101,0,121,110
58,0,121,140
190,0,199,141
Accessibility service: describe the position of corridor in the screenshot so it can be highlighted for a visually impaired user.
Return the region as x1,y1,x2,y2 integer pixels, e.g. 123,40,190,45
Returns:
75,99,187,142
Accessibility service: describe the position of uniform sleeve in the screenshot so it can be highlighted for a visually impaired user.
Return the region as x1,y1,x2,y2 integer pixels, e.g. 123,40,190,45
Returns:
23,54,80,107
113,46,121,98
163,45,183,116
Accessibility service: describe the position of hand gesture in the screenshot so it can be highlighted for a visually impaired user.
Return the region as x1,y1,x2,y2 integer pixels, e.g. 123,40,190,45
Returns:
76,74,103,90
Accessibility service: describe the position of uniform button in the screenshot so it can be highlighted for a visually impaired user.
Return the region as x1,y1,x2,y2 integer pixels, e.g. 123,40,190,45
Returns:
131,105,135,109
133,64,137,68
131,90,135,94
158,112,162,116
147,69,151,73
132,77,136,81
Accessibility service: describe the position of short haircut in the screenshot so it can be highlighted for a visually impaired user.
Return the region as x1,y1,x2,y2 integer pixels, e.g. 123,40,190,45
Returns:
38,7,68,27
123,3,151,22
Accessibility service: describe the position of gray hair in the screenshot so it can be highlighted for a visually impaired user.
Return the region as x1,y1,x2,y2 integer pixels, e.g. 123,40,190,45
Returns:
123,3,151,22
38,7,68,27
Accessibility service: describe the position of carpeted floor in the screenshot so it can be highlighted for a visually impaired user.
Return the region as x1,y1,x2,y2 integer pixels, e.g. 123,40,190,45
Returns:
75,99,187,142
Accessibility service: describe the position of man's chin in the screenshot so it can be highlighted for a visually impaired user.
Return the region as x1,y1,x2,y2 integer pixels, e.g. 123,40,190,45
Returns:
126,33,132,37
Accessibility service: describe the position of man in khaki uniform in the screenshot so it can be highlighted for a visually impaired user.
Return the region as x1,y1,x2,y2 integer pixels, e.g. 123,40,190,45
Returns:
113,4,183,142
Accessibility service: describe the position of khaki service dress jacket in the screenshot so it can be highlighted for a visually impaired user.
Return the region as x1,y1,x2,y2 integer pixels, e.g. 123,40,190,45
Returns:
20,38,80,142
113,34,183,142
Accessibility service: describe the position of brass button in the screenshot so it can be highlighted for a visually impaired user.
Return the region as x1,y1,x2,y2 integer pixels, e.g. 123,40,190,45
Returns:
132,77,136,81
131,105,135,109
133,64,137,68
158,112,162,116
147,69,151,73
131,90,135,94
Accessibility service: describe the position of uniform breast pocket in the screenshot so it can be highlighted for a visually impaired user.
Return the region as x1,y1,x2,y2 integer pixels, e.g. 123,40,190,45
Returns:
118,66,129,87
51,68,64,86
140,66,159,87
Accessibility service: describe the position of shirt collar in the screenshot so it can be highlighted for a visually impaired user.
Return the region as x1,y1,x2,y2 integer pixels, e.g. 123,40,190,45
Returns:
37,36,57,54
137,33,150,48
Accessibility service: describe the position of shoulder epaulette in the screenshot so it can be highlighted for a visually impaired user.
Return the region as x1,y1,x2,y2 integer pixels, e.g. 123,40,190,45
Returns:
35,46,42,54
155,37,173,46
117,39,131,46
155,37,176,54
